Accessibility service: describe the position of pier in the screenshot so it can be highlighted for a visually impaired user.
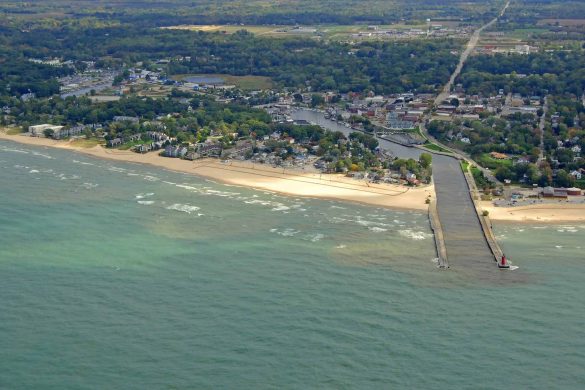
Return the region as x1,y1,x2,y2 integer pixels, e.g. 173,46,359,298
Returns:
292,109,506,271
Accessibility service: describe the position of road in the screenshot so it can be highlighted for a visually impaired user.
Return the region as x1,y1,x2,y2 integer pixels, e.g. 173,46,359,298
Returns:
434,0,511,106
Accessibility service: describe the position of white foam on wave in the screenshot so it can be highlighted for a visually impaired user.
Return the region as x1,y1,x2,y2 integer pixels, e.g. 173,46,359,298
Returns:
176,184,199,191
398,229,432,240
1,146,29,154
355,218,391,228
108,166,127,173
205,189,240,197
72,159,96,166
368,227,388,233
555,245,563,249
271,228,300,237
143,175,159,182
272,205,290,212
166,203,201,214
31,151,52,159
307,233,324,242
336,244,347,249
80,182,98,189
135,192,154,199
29,169,40,174
56,173,80,180
137,200,155,205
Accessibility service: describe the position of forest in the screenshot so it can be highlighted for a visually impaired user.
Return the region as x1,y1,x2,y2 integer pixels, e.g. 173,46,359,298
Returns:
0,0,506,28
457,51,585,97
0,25,460,97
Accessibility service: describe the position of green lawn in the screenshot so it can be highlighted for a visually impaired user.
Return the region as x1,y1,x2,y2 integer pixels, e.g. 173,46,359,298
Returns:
506,28,548,39
2,127,24,135
423,142,451,153
461,160,469,172
69,138,102,148
477,153,513,169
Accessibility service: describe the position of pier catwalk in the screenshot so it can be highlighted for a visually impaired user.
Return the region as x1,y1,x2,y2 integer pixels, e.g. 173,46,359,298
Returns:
432,155,496,272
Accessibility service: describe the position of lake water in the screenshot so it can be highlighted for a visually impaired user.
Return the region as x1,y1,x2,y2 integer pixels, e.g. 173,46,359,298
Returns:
1,140,584,389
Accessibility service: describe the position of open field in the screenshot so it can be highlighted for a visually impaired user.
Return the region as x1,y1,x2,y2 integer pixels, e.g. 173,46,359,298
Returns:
172,74,274,90
162,23,448,41
162,25,282,35
422,142,451,153
537,18,585,27
505,28,548,39
4,127,23,135
69,138,103,148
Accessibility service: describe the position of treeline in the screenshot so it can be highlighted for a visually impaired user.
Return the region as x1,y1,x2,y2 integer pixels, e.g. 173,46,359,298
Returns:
1,26,459,94
1,0,505,28
0,58,74,98
457,52,585,96
504,0,585,24
428,116,541,158
4,94,272,136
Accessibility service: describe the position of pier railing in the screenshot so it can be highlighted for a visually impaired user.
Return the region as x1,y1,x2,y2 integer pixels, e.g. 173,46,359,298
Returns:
428,197,449,268
461,166,504,263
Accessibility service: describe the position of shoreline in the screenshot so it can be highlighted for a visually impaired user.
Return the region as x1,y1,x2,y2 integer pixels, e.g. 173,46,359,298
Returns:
481,201,585,224
0,131,433,211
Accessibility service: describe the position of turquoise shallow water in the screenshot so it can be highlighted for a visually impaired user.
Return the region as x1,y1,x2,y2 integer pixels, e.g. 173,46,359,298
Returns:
1,140,584,389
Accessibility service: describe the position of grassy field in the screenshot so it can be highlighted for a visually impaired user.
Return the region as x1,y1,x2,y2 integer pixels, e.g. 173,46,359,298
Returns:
173,74,273,90
423,142,451,153
163,23,436,41
162,25,289,36
4,127,24,135
505,28,548,39
477,153,513,169
69,138,102,148
461,160,469,172
537,19,585,27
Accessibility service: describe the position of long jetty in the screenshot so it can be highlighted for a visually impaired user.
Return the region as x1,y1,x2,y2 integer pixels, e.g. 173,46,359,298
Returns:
420,1,511,270
428,198,448,268
291,109,506,270
461,162,504,263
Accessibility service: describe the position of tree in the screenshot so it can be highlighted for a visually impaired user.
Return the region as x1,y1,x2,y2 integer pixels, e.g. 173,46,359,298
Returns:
311,94,325,107
43,128,55,138
419,153,432,169
555,169,574,188
495,166,513,182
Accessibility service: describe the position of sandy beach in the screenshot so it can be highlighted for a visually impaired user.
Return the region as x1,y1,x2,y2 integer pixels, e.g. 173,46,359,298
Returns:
0,131,434,211
481,201,585,223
